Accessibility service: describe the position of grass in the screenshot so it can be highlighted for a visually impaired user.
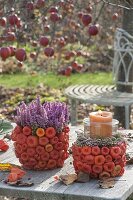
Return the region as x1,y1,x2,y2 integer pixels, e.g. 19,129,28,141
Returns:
0,72,113,89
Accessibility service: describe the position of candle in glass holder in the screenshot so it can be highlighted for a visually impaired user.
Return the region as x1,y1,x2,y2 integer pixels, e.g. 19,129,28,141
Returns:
89,111,112,138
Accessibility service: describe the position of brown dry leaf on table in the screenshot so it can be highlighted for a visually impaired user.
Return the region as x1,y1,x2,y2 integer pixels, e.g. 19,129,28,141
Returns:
3,134,11,140
59,174,77,185
126,157,133,165
99,178,115,189
77,172,90,183
5,180,34,187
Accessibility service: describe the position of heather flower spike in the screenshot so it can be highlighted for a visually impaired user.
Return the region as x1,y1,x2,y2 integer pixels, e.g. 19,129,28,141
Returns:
15,96,69,133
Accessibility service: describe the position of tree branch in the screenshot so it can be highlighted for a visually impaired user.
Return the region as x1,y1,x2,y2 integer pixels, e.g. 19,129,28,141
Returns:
101,0,133,10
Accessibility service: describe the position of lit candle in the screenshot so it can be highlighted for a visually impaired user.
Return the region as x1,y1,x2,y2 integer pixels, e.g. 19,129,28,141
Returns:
89,111,112,138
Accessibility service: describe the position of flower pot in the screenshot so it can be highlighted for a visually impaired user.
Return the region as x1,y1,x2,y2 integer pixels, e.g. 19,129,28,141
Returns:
11,125,69,170
72,141,126,179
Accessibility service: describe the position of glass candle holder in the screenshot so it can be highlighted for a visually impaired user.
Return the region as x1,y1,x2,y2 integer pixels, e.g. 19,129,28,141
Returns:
83,118,119,138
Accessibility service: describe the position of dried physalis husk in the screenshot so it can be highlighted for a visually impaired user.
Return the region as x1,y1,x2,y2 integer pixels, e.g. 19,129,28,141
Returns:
59,174,77,185
99,178,115,189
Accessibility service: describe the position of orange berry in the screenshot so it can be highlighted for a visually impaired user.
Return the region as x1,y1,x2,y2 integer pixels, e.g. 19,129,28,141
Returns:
92,146,100,156
76,161,83,170
81,146,91,155
95,155,105,165
92,165,103,174
110,146,121,158
50,136,59,144
45,143,53,152
21,152,29,161
17,134,27,144
83,163,92,173
38,161,47,169
101,146,110,156
103,162,115,172
75,146,82,156
28,158,37,166
45,127,56,138
13,125,22,134
54,142,64,150
40,152,49,161
15,143,23,154
21,143,28,151
36,128,45,137
105,155,112,163
47,159,57,169
23,126,32,136
84,155,95,165
36,146,45,155
50,149,59,160
27,136,39,147
34,154,41,161
39,136,49,146
27,147,36,157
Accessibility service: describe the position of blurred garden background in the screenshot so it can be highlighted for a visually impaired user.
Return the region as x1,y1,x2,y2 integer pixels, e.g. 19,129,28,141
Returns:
0,0,132,126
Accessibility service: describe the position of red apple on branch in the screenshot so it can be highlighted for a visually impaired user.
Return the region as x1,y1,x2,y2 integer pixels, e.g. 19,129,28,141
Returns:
0,47,11,60
15,49,27,62
36,0,45,8
82,14,92,26
39,36,49,46
26,2,34,10
44,47,54,57
88,24,99,36
0,17,7,27
50,12,60,22
8,14,19,26
65,66,72,76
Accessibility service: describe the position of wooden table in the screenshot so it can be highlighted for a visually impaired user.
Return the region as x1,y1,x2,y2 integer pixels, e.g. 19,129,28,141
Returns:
0,126,133,200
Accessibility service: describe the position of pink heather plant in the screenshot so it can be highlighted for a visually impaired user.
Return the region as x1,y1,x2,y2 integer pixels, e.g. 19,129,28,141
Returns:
15,96,69,133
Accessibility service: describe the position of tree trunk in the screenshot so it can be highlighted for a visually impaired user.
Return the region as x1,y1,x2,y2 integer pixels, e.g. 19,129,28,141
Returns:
114,8,133,128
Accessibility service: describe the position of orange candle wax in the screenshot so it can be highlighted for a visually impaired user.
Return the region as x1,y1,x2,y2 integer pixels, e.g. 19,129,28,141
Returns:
89,111,112,138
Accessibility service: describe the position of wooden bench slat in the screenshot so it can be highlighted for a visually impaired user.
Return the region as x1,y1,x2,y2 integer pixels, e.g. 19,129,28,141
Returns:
65,84,133,128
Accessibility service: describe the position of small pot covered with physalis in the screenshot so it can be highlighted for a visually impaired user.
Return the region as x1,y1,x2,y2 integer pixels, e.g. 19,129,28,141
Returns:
72,111,127,179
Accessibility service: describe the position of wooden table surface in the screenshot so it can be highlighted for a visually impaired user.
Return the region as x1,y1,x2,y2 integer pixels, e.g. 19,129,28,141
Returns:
0,126,133,200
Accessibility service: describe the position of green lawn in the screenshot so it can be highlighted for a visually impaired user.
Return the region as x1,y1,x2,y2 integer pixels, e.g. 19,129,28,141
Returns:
0,72,113,89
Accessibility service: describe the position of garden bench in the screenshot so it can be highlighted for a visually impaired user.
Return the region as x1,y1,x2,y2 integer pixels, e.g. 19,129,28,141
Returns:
0,126,133,200
65,28,133,128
